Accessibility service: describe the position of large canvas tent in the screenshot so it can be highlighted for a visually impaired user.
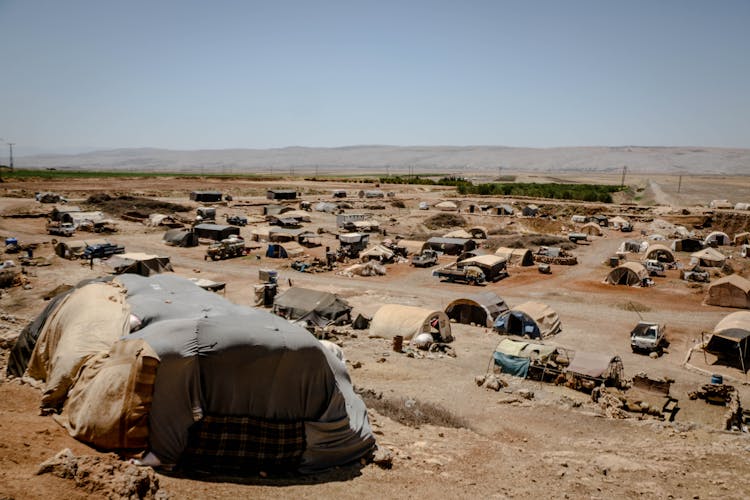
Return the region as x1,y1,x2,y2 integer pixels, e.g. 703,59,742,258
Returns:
691,247,726,268
672,238,704,252
193,224,240,241
266,242,304,258
704,274,750,309
704,231,730,246
272,287,352,326
494,247,534,266
444,292,509,327
580,222,603,236
54,238,109,259
435,201,458,211
493,301,561,339
645,244,676,263
605,262,648,286
369,304,452,342
424,237,476,255
10,275,374,472
106,253,173,277
705,311,750,372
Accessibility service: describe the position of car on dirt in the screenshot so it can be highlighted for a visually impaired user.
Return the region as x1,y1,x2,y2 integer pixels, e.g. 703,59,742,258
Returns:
433,264,485,285
205,236,247,261
411,249,438,268
225,215,248,226
630,321,667,354
643,259,666,277
47,222,75,237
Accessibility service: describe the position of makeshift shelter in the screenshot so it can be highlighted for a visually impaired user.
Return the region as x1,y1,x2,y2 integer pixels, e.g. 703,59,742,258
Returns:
269,227,307,243
605,262,648,286
250,226,272,242
735,203,750,211
267,189,297,200
493,301,561,339
672,238,704,252
332,190,347,198
709,199,732,209
107,253,173,277
148,214,182,228
435,201,458,211
193,224,240,241
571,215,587,224
444,292,509,327
705,275,750,309
492,339,559,378
394,239,426,256
424,237,476,256
314,202,338,213
272,287,352,326
566,352,624,387
494,247,534,266
645,243,676,263
369,304,452,342
54,238,109,259
618,240,646,254
469,226,488,239
61,211,106,228
17,274,374,472
704,231,730,247
521,204,539,217
733,232,750,245
190,191,222,202
359,245,395,262
495,205,514,216
705,311,750,372
361,190,384,198
691,247,726,268
580,222,603,236
443,229,473,239
609,216,630,229
457,255,508,282
266,242,304,259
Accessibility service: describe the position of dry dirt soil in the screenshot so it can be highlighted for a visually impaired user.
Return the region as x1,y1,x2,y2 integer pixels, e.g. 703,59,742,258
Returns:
1,174,750,499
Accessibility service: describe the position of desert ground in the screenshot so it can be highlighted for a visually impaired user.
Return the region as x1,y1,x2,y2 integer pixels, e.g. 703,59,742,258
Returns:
1,172,750,499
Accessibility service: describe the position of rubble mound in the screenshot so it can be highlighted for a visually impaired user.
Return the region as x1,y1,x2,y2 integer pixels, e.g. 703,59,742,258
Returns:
85,193,191,217
423,213,466,230
36,448,167,500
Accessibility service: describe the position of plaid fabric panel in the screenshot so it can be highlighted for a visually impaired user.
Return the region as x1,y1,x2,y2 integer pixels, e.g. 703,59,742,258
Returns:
183,415,306,472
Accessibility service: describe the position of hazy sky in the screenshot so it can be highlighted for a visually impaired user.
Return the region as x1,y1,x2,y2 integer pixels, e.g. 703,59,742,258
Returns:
2,0,749,154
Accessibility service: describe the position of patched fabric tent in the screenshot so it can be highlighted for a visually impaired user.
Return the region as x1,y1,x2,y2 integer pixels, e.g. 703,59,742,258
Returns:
704,231,730,246
645,243,676,263
580,222,603,236
14,275,375,473
395,239,426,256
605,262,648,286
435,201,458,211
691,247,726,268
359,244,395,262
733,232,750,245
266,242,304,259
163,228,198,247
704,274,750,309
369,304,452,342
54,238,109,259
107,253,173,277
494,247,534,266
444,292,509,327
705,311,750,372
493,338,558,378
272,287,352,326
493,301,561,339
566,352,623,384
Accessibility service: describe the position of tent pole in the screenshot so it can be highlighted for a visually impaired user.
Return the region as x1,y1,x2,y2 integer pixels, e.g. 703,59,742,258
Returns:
740,343,747,380
702,332,707,364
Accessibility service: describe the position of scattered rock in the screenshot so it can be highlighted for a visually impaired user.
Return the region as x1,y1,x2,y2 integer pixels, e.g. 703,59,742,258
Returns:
351,361,362,369
371,446,393,469
517,389,534,400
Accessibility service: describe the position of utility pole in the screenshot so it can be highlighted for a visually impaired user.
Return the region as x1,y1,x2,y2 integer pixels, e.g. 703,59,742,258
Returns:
677,175,683,194
620,165,627,188
497,165,502,180
8,143,14,171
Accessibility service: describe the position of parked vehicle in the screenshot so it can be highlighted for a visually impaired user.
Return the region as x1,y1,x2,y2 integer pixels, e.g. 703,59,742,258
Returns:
205,236,247,261
411,249,439,268
196,207,216,222
47,221,75,237
568,232,588,244
620,223,634,232
225,215,248,226
630,321,667,354
83,242,125,259
433,264,485,285
643,259,666,277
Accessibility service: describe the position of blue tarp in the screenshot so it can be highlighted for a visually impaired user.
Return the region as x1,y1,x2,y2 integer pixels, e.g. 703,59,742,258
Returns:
492,351,530,378
493,312,541,339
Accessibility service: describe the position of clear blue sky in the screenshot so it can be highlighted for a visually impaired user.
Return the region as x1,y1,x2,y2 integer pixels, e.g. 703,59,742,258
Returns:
2,0,749,154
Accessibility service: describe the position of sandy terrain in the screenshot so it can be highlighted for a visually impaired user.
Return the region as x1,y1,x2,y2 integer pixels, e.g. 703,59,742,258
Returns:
1,174,750,499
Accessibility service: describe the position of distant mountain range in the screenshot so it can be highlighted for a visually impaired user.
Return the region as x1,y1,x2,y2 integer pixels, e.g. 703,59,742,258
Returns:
15,145,750,175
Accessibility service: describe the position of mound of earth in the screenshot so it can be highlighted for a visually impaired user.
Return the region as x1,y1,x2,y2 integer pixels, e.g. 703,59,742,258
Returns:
85,193,191,217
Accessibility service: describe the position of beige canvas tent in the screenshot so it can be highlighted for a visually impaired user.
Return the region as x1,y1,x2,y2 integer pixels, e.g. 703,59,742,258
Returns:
605,262,648,286
444,292,509,327
644,243,676,263
435,201,458,211
394,239,426,256
733,232,750,245
54,238,109,259
494,247,534,266
609,216,630,229
369,304,452,342
107,253,173,277
691,247,726,267
705,311,750,372
705,274,750,309
580,222,603,236
493,301,561,339
443,229,473,239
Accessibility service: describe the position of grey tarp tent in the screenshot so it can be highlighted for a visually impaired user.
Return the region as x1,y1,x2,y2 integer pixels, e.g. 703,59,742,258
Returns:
193,224,240,241
705,311,750,372
163,228,199,247
22,274,374,473
272,287,352,326
493,301,561,339
445,292,509,327
107,253,174,277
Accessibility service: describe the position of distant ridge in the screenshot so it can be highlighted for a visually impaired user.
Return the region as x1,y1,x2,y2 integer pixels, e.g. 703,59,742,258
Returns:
16,145,750,175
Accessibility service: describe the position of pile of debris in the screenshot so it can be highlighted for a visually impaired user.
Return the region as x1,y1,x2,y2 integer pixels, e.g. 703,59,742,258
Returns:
689,383,744,431
339,260,386,277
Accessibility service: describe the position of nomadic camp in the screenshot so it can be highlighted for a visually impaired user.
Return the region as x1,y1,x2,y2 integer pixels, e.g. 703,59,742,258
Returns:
435,201,458,211
106,253,173,277
704,231,730,247
704,311,750,372
605,262,648,286
691,247,726,268
272,287,352,326
163,229,198,247
424,237,477,255
190,191,223,202
704,274,750,309
266,242,305,259
645,243,676,263
493,301,561,339
494,247,534,266
193,224,240,241
580,222,603,236
444,292,509,327
8,274,375,472
369,304,452,342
